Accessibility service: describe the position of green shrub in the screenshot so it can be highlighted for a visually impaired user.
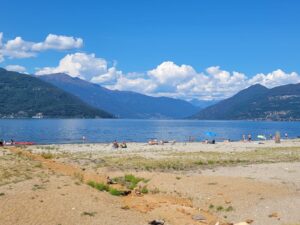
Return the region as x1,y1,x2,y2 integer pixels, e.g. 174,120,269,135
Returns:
141,186,149,194
109,188,123,196
87,181,109,191
87,180,96,188
95,183,109,191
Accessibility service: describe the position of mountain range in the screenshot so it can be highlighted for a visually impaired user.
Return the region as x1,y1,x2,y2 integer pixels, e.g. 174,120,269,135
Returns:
192,83,300,121
39,73,198,119
0,68,112,118
1,67,300,121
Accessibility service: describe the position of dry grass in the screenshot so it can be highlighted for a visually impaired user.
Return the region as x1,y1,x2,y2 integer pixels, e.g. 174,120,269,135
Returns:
0,148,45,186
98,147,300,171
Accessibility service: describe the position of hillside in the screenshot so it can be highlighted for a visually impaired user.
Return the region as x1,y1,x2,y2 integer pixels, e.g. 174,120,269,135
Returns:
192,83,300,121
0,68,113,118
39,73,198,119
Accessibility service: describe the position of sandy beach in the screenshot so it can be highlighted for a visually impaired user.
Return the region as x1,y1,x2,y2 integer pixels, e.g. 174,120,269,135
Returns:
1,139,300,225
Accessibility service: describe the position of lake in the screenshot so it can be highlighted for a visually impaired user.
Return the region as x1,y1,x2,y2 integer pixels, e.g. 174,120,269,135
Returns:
0,119,299,144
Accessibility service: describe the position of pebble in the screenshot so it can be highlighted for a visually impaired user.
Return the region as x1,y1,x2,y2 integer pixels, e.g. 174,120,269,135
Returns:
268,212,279,218
148,219,165,225
192,214,206,221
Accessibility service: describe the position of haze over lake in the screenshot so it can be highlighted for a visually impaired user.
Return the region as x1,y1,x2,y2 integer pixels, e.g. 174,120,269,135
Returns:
0,119,299,144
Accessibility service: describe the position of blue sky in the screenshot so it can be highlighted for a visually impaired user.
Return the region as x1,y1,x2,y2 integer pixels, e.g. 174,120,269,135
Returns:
1,0,300,100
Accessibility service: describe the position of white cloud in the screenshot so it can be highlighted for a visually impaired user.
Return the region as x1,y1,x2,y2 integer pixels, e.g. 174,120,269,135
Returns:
34,52,300,101
148,61,196,85
106,76,157,94
90,67,122,84
32,34,83,51
103,62,300,100
249,69,300,88
36,53,120,82
5,64,27,73
0,32,83,61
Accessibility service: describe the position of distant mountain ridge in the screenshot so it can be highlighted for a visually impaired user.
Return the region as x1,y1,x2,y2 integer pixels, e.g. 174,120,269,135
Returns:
192,83,300,121
188,99,219,109
0,68,112,118
39,73,198,119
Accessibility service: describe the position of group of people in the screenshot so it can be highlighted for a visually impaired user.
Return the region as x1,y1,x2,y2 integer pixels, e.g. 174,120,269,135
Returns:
112,140,127,149
0,139,15,146
242,134,252,142
242,132,289,142
202,139,216,144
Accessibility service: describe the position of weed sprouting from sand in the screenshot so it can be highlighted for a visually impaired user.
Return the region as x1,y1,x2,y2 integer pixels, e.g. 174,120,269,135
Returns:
113,174,147,190
121,205,130,210
141,186,149,194
109,188,123,196
41,152,54,159
87,174,149,197
0,192,5,196
87,181,120,195
216,206,224,211
32,184,45,191
87,180,96,187
34,162,43,168
124,174,145,189
225,206,234,212
81,211,97,217
95,183,109,191
212,205,234,212
73,172,84,183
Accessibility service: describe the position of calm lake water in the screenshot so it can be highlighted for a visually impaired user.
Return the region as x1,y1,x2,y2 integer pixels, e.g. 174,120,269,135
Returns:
0,119,300,144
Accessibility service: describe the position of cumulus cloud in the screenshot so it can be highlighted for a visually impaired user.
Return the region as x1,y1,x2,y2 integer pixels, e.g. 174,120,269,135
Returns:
35,52,300,100
248,69,300,88
106,76,157,94
148,61,196,85
103,63,300,100
5,64,27,73
32,34,83,51
36,53,121,83
0,32,83,61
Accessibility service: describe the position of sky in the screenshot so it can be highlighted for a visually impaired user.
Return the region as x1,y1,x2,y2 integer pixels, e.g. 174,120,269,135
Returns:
1,0,300,100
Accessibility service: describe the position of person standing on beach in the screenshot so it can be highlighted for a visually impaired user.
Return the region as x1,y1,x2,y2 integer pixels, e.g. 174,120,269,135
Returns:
248,134,252,142
285,133,288,139
269,134,273,140
242,134,246,142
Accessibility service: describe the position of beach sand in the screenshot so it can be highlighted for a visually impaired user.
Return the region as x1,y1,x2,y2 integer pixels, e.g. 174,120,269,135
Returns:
1,139,300,225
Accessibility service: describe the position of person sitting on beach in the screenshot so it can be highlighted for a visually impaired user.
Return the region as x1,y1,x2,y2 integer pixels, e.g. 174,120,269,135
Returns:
112,140,119,149
106,176,117,185
148,139,158,145
120,141,127,148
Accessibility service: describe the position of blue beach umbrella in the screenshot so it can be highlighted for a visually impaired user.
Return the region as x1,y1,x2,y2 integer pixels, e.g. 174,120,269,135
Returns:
205,131,217,137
